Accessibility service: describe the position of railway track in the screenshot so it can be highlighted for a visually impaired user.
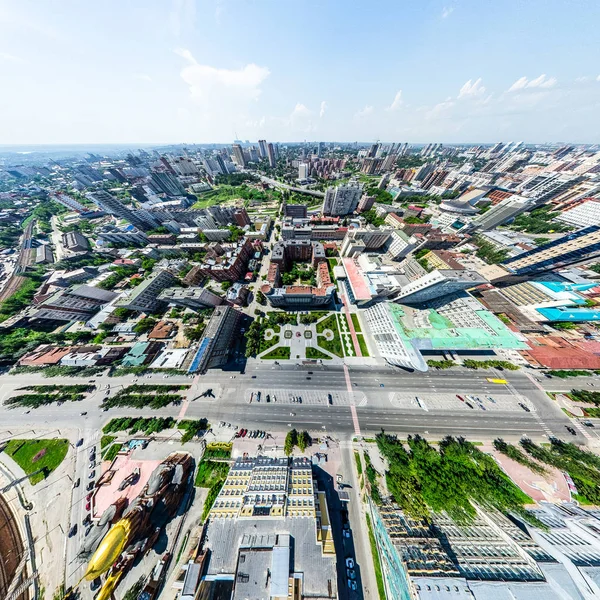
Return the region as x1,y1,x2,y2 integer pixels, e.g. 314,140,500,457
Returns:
0,221,35,304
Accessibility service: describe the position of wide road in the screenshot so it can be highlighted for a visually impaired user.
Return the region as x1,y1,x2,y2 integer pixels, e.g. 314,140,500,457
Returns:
0,219,35,302
0,362,585,443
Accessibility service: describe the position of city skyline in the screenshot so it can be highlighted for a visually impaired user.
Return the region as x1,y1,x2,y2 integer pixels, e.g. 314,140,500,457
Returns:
1,0,599,145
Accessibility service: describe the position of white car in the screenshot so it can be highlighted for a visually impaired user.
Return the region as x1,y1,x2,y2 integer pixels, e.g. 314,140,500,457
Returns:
345,557,355,569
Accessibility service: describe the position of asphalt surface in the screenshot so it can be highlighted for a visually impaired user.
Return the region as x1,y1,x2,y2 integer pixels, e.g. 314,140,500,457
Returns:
0,363,586,443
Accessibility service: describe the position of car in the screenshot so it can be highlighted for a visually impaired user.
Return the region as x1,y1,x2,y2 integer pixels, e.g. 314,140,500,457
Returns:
456,395,465,402
85,524,93,536
89,449,96,460
566,426,577,436
290,412,296,416
347,579,357,590
83,513,91,525
380,383,385,387
347,568,356,580
76,438,84,447
23,410,30,414
88,462,95,469
88,470,96,479
68,524,78,537
583,421,595,428
235,430,242,438
251,375,257,379
519,403,531,412
487,396,496,403
345,557,355,569
306,377,311,380
343,529,351,538
86,492,93,501
73,478,80,489
241,429,247,437
85,501,91,511
87,481,95,491
465,402,474,409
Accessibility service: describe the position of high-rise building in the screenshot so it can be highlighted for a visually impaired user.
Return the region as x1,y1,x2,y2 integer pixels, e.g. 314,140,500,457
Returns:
258,139,268,158
317,141,324,157
503,225,600,275
298,163,309,179
115,270,178,312
267,143,277,168
232,207,251,227
232,144,246,168
322,180,363,216
394,269,487,304
150,171,186,196
471,194,532,231
284,203,308,218
385,230,422,261
157,287,223,310
170,156,199,176
87,190,158,231
341,227,391,256
357,194,376,213
53,192,87,213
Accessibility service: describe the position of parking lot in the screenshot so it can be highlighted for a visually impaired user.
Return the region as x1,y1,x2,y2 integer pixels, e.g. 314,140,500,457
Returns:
246,388,359,406
390,392,535,413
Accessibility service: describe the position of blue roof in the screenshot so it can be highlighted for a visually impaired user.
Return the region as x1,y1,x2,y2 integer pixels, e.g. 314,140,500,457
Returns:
188,338,211,373
537,307,600,322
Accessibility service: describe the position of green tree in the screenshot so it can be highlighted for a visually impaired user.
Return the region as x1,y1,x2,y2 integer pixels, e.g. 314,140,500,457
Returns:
133,317,157,334
284,429,298,456
297,431,311,452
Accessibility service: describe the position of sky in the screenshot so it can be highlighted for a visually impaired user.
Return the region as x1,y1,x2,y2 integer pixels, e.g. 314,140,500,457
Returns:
0,0,599,145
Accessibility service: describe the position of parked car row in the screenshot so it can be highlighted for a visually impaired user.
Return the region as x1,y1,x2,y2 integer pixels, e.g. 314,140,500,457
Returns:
235,429,268,439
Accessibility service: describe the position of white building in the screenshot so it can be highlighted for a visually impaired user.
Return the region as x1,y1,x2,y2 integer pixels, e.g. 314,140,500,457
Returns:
555,199,600,228
322,180,363,216
471,195,533,231
386,230,423,261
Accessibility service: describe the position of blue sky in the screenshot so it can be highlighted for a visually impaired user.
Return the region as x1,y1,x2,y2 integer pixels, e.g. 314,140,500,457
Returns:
1,0,599,145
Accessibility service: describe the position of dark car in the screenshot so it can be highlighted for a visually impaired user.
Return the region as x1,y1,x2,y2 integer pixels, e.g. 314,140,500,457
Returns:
566,426,577,436
87,481,95,491
76,438,84,447
68,524,78,537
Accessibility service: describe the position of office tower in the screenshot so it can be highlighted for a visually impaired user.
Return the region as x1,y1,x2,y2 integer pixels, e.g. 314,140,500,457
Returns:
400,142,408,156
502,225,600,276
298,163,309,179
420,168,449,190
108,168,127,183
361,157,384,174
87,189,158,231
395,270,486,304
273,143,280,159
378,173,391,189
258,139,268,158
267,143,277,168
420,143,433,157
341,227,391,256
317,142,324,157
471,195,532,231
150,171,186,196
322,180,363,216
232,144,246,167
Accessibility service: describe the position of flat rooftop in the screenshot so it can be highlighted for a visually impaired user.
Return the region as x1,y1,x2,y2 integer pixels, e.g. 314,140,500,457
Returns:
390,295,527,351
205,516,336,599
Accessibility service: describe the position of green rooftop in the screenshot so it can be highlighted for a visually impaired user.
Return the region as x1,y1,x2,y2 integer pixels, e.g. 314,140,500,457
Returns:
388,302,527,351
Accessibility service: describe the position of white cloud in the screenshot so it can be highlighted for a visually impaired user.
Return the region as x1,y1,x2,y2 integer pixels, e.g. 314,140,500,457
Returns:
387,90,403,111
169,0,196,37
175,48,270,103
319,100,327,118
441,6,454,19
507,74,557,92
134,73,152,82
355,105,373,118
597,75,600,82
458,78,486,99
0,52,23,62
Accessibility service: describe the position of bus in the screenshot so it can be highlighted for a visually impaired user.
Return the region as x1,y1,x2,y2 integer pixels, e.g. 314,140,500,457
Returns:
487,378,508,384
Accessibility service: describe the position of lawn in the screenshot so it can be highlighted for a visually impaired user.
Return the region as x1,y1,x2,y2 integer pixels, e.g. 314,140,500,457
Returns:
350,313,362,333
103,443,123,462
195,459,231,521
305,347,331,360
315,313,337,334
357,334,369,357
3,439,69,485
262,346,291,360
365,513,386,600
